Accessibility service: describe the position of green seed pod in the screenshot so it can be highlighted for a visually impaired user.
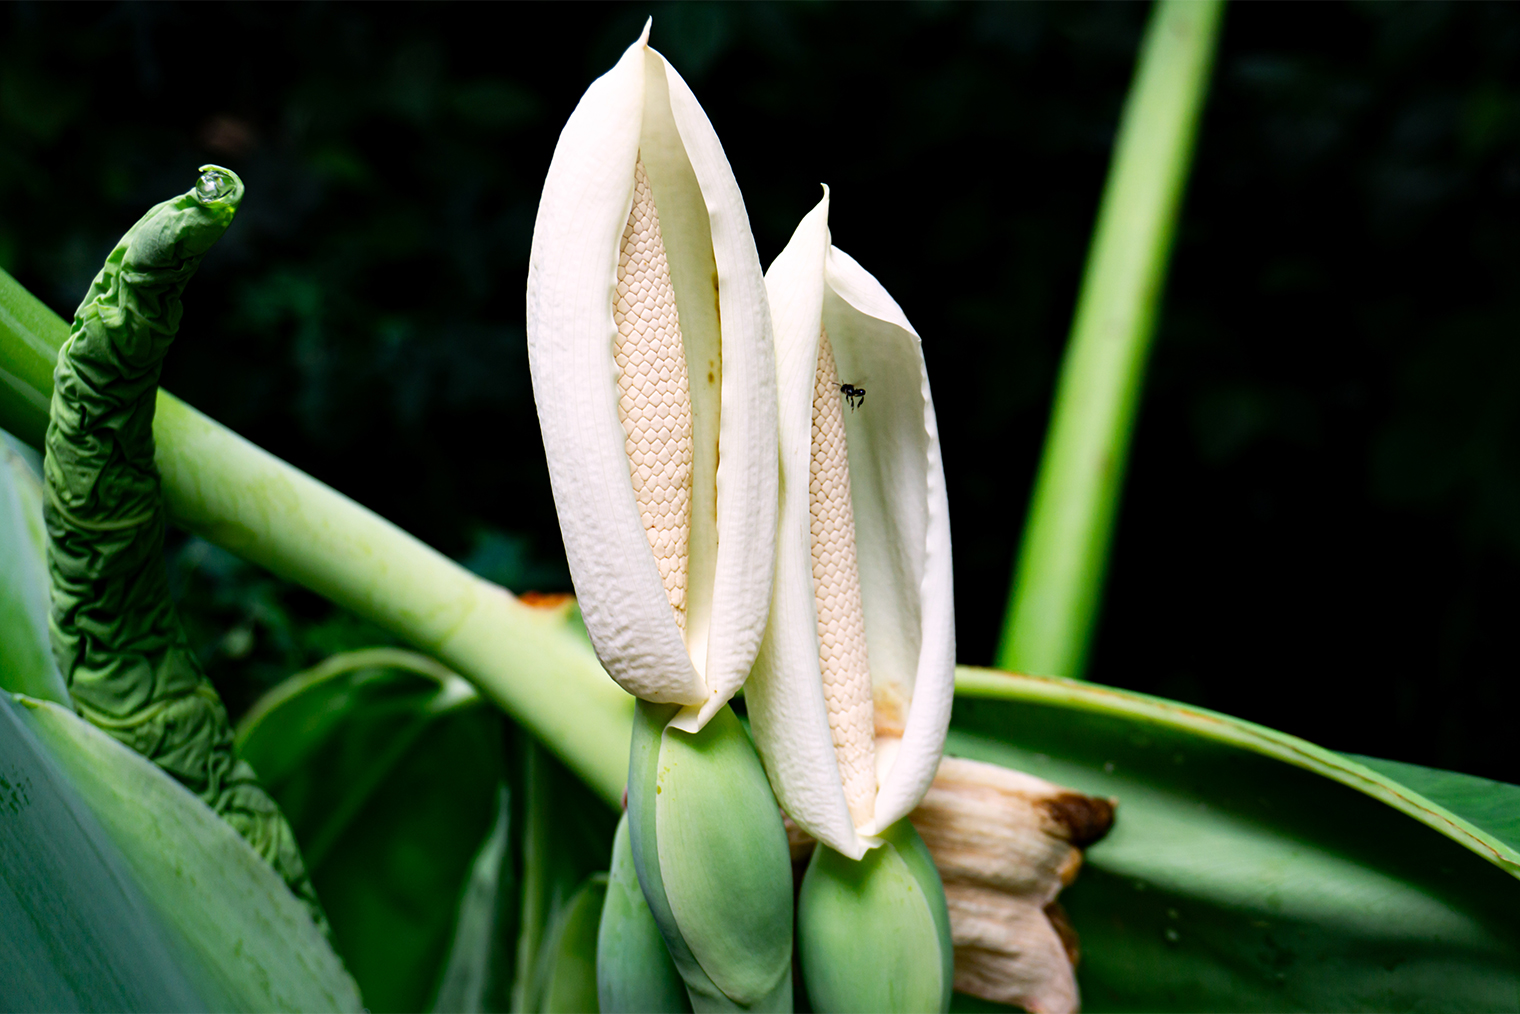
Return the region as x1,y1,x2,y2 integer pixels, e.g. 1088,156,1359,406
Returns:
627,700,794,1012
798,819,953,1014
44,165,328,935
598,811,692,1014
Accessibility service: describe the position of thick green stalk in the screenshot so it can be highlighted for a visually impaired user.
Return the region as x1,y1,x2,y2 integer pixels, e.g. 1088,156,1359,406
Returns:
997,0,1224,679
0,266,633,806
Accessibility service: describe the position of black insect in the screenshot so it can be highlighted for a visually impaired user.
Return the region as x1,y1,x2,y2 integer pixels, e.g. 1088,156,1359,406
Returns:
840,383,866,411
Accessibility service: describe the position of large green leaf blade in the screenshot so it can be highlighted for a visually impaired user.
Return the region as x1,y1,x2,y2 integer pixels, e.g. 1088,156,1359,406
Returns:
949,669,1520,1012
16,695,362,1012
0,695,208,1012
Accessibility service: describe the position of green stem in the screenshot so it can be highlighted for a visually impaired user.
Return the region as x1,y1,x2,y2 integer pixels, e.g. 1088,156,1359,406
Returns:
0,267,633,807
996,0,1225,679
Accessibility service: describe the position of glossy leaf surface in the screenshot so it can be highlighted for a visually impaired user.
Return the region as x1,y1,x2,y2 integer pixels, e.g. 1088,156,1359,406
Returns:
2,444,357,1013
948,669,1520,1012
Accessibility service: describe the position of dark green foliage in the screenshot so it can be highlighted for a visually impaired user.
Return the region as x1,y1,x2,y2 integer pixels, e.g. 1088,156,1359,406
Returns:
165,534,402,722
236,655,504,1013
949,679,1520,1012
42,167,325,932
235,655,619,1013
515,741,621,1013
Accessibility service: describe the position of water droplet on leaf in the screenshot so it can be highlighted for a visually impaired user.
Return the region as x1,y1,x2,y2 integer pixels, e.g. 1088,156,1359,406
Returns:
195,169,234,203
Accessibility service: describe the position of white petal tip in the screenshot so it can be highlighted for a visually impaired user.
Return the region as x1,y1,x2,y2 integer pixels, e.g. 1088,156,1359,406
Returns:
639,17,652,44
666,703,705,734
837,832,883,861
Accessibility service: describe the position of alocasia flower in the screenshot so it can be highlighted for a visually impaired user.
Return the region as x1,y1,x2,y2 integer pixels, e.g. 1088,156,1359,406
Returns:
747,189,956,1012
526,19,777,732
748,188,956,860
525,23,792,1011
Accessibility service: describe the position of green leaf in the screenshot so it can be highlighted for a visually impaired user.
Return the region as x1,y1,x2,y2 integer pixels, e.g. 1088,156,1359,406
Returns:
1347,754,1520,856
16,694,362,1012
0,433,68,705
514,739,621,1013
950,668,1520,1012
0,695,206,1012
236,649,505,1014
538,874,608,1014
0,268,64,449
433,784,519,1014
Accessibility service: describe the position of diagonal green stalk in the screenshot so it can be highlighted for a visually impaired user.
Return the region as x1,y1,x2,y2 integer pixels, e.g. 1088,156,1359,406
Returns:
0,266,633,806
997,0,1224,680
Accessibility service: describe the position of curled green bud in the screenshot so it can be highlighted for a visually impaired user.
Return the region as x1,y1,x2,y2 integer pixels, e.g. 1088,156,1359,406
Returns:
598,812,692,1014
44,165,328,934
627,700,794,1012
798,819,953,1014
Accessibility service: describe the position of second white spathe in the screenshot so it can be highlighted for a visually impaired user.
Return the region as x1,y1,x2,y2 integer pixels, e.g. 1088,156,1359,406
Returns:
748,189,957,860
525,20,778,729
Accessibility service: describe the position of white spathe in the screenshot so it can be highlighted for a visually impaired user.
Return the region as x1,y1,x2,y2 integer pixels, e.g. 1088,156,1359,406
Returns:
525,21,778,730
748,190,956,859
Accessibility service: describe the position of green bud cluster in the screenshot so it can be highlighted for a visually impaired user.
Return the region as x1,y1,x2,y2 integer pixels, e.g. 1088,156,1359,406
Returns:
621,701,795,1012
598,702,954,1013
798,820,953,1013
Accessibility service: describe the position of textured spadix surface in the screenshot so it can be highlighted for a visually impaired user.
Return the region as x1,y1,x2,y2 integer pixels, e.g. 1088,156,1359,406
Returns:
526,20,776,728
750,190,955,859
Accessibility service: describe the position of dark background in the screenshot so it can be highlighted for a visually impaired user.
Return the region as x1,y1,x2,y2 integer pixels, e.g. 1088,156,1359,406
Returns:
3,1,1517,783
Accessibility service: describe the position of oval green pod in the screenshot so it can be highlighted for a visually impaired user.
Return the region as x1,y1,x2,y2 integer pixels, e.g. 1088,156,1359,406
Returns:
798,819,953,1014
598,812,691,1014
627,700,794,1012
44,166,327,933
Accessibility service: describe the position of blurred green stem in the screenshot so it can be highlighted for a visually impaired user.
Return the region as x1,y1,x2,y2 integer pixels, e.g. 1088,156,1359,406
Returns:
0,268,633,806
997,0,1224,679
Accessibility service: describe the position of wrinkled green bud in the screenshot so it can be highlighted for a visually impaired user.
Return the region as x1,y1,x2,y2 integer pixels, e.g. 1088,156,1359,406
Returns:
599,812,692,1014
798,819,953,1014
628,700,794,1012
44,165,328,935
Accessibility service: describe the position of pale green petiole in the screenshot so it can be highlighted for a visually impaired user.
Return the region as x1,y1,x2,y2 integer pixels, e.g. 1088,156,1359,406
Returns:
997,0,1225,680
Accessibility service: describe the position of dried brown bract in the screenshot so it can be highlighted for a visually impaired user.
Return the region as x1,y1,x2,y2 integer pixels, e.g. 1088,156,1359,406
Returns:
910,756,1116,1014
